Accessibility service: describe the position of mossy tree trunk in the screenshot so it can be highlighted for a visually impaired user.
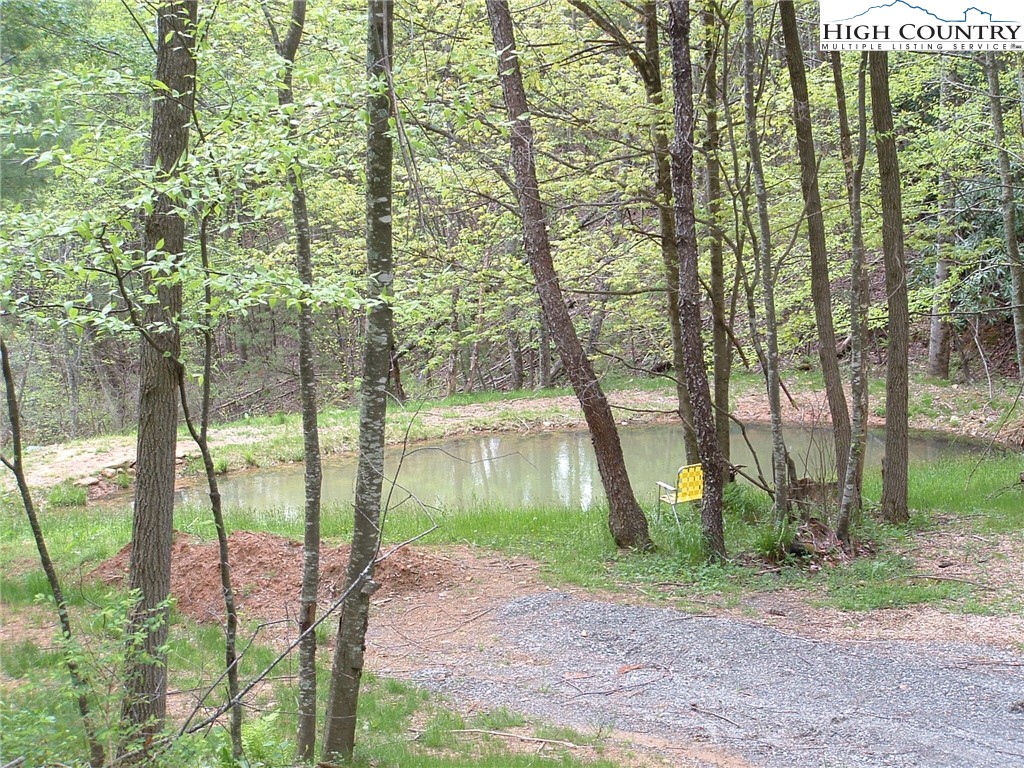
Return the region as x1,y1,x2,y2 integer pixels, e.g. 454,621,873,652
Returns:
668,0,726,560
321,0,394,760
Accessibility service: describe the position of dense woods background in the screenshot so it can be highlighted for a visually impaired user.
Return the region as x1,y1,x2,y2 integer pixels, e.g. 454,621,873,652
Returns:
4,0,1022,446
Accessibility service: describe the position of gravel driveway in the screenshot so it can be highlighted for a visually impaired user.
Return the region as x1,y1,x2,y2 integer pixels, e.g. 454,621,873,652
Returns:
410,592,1024,768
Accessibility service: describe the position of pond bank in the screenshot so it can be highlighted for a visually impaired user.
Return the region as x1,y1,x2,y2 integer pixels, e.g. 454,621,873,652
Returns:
8,374,1022,499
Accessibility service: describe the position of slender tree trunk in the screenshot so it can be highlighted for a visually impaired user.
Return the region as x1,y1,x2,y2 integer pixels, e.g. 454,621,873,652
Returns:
568,0,701,464
447,287,460,396
261,1,322,756
742,0,788,520
509,330,525,390
928,65,953,379
869,52,910,524
1,339,105,767
183,218,242,757
984,52,1024,379
321,0,393,759
668,0,726,560
486,0,652,550
645,4,700,466
780,1,850,482
831,53,870,545
122,1,197,745
927,256,952,378
703,4,732,479
538,314,552,389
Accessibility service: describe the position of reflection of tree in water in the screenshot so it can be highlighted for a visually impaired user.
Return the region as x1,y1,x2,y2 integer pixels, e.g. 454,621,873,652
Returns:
175,425,988,513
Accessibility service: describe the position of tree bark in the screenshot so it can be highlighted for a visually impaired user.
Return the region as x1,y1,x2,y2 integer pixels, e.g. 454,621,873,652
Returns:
321,0,393,759
869,52,910,524
486,0,652,550
261,1,322,756
703,4,732,479
122,1,196,746
668,0,726,560
831,53,870,545
742,0,788,520
928,64,953,380
984,52,1024,379
779,1,850,483
569,0,700,464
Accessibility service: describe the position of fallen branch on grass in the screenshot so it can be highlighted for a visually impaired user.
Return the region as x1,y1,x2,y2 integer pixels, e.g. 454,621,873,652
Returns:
905,574,993,590
448,729,579,749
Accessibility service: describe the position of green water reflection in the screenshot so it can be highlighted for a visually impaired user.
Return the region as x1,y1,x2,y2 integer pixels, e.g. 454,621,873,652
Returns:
176,423,996,515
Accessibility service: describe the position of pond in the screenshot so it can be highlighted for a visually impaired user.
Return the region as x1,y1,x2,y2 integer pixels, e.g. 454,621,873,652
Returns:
175,422,998,515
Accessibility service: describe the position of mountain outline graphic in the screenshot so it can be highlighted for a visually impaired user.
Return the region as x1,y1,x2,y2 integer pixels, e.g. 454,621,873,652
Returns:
827,1,1013,24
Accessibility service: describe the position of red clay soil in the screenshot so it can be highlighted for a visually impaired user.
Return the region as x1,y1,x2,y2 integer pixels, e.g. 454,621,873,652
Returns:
90,531,466,624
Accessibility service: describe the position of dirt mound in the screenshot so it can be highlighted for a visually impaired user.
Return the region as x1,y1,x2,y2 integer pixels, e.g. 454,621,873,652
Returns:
91,531,465,624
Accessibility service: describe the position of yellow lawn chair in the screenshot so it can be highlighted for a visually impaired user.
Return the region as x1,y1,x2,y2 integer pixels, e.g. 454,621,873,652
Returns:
656,463,704,527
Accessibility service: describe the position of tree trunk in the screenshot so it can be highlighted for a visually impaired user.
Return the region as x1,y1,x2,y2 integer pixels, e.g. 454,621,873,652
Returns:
261,1,323,756
984,52,1024,379
869,52,910,524
122,1,196,746
743,0,789,521
928,65,953,380
645,3,700,466
1,339,105,767
780,1,850,483
509,330,525,390
486,0,652,551
568,0,701,465
321,0,393,759
703,5,732,479
538,314,552,389
831,53,870,545
668,0,726,560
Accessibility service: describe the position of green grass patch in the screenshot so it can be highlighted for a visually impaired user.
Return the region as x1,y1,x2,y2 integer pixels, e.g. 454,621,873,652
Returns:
0,638,65,679
46,481,86,508
822,555,968,611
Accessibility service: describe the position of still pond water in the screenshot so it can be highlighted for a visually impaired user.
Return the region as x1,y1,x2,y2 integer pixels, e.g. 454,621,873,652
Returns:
176,423,994,515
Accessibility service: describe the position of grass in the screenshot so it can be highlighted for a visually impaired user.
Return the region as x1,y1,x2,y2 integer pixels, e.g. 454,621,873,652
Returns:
820,554,968,611
4,453,1020,616
2,445,1020,764
46,481,86,508
0,606,617,768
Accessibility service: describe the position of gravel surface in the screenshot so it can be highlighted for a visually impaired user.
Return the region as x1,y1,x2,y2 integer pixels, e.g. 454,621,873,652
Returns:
411,592,1024,768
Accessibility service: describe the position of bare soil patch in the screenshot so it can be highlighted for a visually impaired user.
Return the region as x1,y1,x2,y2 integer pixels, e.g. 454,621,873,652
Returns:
89,531,469,625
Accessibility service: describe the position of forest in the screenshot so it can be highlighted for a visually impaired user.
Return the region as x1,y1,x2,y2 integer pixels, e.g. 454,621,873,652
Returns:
2,0,1023,766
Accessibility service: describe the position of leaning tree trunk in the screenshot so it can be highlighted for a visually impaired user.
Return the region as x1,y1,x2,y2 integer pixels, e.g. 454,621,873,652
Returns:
487,0,652,550
260,0,323,757
984,52,1024,379
831,53,870,545
321,0,393,760
780,1,850,483
122,1,197,748
742,0,788,520
175,218,242,757
668,0,726,560
1,339,105,767
869,52,910,524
